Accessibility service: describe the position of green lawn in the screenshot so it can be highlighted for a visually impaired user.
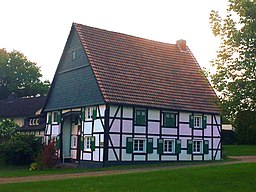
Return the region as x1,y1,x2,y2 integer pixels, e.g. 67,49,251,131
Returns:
223,145,256,156
0,161,210,178
0,163,256,192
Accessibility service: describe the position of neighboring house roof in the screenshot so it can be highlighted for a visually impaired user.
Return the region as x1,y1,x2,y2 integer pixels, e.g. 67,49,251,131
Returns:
44,23,220,114
0,96,46,118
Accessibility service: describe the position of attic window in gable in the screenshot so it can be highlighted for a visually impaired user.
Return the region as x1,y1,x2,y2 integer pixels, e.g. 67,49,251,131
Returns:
71,50,77,61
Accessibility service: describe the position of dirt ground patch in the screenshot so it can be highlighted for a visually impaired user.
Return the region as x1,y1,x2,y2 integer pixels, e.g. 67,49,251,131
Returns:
1,156,256,184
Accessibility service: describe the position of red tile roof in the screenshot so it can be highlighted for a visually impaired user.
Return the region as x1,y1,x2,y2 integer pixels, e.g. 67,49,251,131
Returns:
74,23,220,114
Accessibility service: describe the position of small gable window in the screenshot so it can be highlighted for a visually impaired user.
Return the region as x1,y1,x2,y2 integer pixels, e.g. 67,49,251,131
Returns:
85,107,97,120
134,109,146,126
47,111,61,124
71,50,77,61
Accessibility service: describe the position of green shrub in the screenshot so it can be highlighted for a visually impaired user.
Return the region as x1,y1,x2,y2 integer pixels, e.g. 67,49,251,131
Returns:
0,134,42,165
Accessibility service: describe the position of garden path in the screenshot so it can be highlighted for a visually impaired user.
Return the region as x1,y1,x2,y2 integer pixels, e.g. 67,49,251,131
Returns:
0,156,256,184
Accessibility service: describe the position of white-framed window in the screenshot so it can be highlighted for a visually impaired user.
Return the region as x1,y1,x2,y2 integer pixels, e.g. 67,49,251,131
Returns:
85,107,97,120
52,111,60,123
84,136,92,150
164,139,175,153
193,140,203,153
87,107,93,119
194,116,202,128
133,138,146,153
71,135,77,148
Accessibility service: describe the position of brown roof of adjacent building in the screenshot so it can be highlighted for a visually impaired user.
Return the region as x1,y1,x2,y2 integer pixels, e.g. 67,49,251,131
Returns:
74,23,220,114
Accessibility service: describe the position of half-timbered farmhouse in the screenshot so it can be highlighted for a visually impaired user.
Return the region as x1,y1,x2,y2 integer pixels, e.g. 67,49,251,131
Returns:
43,23,221,167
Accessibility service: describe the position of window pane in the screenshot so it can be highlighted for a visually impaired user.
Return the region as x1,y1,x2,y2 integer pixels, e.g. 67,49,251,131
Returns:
163,112,175,127
135,109,146,125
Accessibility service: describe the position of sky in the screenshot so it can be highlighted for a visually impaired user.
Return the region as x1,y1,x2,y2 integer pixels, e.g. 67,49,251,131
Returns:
1,0,228,82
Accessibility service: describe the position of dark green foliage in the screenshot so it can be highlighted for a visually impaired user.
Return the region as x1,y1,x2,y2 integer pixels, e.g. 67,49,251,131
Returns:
0,134,42,165
0,49,50,100
221,130,236,144
234,111,256,144
209,0,256,120
0,119,18,144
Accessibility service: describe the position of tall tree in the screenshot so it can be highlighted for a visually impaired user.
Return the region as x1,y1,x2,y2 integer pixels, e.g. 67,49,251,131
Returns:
0,49,50,99
209,0,256,120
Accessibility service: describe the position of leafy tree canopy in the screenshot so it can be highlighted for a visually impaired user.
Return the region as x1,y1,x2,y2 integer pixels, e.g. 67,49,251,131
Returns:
209,0,256,120
0,49,50,100
0,119,18,144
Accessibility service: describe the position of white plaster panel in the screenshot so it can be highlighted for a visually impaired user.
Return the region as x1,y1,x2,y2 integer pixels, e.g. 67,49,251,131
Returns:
134,155,146,161
94,134,99,146
213,138,221,149
161,155,177,161
152,136,159,148
162,136,176,140
46,125,51,135
148,109,160,120
109,134,120,147
122,149,132,161
204,126,211,136
110,106,121,118
99,105,106,117
71,150,77,159
179,112,190,122
108,149,116,161
83,153,91,160
122,135,129,147
204,154,211,161
94,119,104,132
84,122,92,134
148,122,160,134
208,140,212,149
148,150,159,161
213,126,221,137
134,126,146,134
206,115,212,124
193,155,203,161
51,125,60,136
215,151,221,160
162,128,177,135
179,124,191,135
179,150,192,161
100,149,103,161
214,115,221,124
93,149,99,161
122,120,132,133
123,107,133,118
194,129,203,137
110,119,120,132
180,138,191,149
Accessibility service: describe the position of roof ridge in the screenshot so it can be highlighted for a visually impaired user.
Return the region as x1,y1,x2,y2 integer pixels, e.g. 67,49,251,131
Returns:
73,22,180,48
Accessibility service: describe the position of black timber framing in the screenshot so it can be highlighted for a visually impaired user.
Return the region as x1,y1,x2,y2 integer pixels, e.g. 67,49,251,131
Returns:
105,105,221,164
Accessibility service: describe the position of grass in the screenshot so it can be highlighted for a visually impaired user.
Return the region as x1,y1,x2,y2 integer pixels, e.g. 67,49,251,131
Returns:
0,163,256,192
223,144,256,156
0,161,213,178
